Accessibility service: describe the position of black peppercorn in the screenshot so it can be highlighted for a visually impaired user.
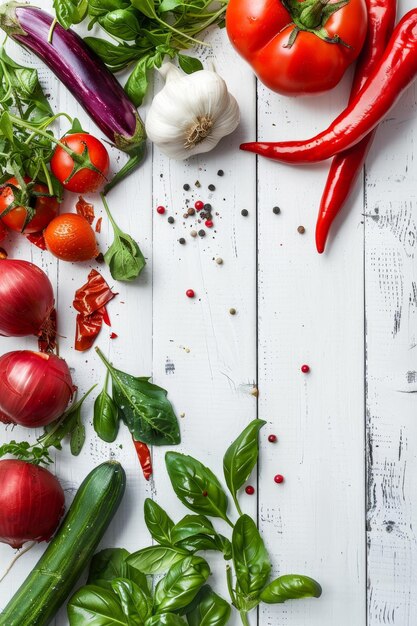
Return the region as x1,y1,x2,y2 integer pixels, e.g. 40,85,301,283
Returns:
241,209,249,217
183,184,190,191
208,184,215,191
217,170,224,176
168,216,175,224
198,229,206,237
272,206,281,214
179,237,186,244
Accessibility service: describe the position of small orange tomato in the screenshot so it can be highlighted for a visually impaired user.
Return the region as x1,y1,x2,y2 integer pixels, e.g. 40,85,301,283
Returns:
44,214,98,262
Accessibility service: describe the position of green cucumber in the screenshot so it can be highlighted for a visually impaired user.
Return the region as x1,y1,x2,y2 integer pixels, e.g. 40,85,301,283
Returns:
0,461,126,626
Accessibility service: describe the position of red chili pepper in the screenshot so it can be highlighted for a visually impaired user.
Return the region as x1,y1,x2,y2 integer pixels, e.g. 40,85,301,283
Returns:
315,0,396,253
240,10,417,164
73,270,116,351
132,438,153,480
26,231,46,250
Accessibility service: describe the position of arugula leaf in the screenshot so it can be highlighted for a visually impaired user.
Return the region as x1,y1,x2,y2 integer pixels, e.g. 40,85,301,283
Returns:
127,546,188,575
94,371,119,443
223,419,266,514
67,585,127,625
232,515,271,610
165,452,231,524
186,585,231,626
96,347,180,446
154,555,210,613
144,498,175,545
178,54,203,74
260,574,322,604
101,194,146,282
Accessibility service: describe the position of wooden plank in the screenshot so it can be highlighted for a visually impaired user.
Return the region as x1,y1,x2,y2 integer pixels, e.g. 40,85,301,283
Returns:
255,73,366,624
365,2,417,622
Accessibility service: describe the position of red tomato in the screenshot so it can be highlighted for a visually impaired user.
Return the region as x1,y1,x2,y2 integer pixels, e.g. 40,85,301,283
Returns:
50,133,110,193
44,213,99,262
0,177,59,234
226,0,367,95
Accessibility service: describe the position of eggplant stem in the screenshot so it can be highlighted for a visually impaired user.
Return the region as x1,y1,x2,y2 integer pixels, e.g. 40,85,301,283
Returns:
0,542,36,583
47,18,57,44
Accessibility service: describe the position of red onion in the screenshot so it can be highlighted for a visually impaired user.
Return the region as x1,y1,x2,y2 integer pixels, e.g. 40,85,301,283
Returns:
0,351,74,427
0,259,54,337
0,460,65,549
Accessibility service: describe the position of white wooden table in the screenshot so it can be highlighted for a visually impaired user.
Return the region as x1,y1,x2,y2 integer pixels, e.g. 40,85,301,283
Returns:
1,0,416,624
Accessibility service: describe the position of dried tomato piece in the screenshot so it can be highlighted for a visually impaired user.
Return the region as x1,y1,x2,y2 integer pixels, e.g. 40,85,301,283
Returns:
76,196,95,225
132,439,153,480
73,270,117,351
95,217,102,233
38,307,57,353
27,231,46,250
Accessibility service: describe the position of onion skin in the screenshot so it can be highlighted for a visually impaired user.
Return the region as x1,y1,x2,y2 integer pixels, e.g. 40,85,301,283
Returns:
0,460,65,549
0,259,54,337
0,351,74,427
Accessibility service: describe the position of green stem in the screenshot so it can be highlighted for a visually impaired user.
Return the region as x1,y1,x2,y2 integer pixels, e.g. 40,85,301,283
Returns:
226,565,237,606
41,160,54,196
233,493,243,517
100,193,119,234
8,114,75,155
239,612,250,626
103,146,145,195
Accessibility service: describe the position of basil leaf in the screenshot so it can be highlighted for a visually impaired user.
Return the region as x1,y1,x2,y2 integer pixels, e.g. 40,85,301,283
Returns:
54,0,86,29
70,417,85,456
154,555,210,613
131,0,157,19
112,577,152,622
99,9,142,40
171,515,216,544
260,574,322,604
178,54,203,74
67,584,127,625
88,0,130,17
145,615,187,626
127,546,188,575
94,373,119,443
144,498,174,545
96,348,180,446
232,515,271,600
84,38,140,72
186,585,231,626
125,56,152,107
166,452,230,523
159,0,183,11
102,194,146,282
223,419,265,513
176,534,232,560
0,111,14,142
88,548,131,588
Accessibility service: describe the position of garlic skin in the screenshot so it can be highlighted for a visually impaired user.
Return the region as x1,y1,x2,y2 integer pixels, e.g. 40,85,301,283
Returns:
145,63,240,160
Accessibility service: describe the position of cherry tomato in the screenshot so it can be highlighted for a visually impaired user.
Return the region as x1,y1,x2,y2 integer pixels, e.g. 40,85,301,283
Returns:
44,213,99,262
0,177,59,234
226,0,367,95
0,220,7,243
50,133,110,193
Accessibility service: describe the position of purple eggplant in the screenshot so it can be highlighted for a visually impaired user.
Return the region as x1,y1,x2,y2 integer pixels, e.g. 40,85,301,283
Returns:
0,2,146,192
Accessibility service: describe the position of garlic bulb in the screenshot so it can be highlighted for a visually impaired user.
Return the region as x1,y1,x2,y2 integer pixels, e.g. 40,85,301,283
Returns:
145,63,240,160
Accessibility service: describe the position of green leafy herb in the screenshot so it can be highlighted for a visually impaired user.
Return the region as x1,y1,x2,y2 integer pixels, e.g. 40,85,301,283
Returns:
260,574,322,604
223,419,266,515
96,347,180,446
94,371,119,443
101,194,146,282
144,498,175,545
53,0,88,30
171,514,216,544
186,585,231,626
145,615,186,625
153,555,210,613
127,546,188,575
53,0,228,103
112,577,153,623
67,584,128,625
0,386,96,465
166,452,231,525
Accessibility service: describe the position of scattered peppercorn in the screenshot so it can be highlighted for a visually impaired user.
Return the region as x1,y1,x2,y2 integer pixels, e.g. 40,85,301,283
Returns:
187,207,195,216
301,364,310,373
208,184,216,191
297,225,305,234
216,258,223,265
179,238,186,245
195,200,204,211
156,205,165,215
168,216,175,224
183,184,190,191
241,209,249,217
204,203,212,211
217,169,224,176
195,180,201,187
183,213,189,218
205,220,213,228
268,434,277,443
274,474,284,484
272,206,281,214
186,289,195,298
95,253,104,263
229,308,236,315
190,230,197,238
245,485,255,495
198,229,206,237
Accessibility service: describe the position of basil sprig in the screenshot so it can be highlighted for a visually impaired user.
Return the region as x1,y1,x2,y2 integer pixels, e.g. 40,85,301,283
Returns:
68,420,321,625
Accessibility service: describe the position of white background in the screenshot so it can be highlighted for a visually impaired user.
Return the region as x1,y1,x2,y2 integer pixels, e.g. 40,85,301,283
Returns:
1,0,416,624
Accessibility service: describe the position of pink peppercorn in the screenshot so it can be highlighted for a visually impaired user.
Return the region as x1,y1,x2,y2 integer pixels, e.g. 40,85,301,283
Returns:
245,485,255,495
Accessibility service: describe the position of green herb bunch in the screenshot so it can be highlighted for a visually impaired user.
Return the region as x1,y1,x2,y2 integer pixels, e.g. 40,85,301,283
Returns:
67,420,322,625
54,0,228,106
